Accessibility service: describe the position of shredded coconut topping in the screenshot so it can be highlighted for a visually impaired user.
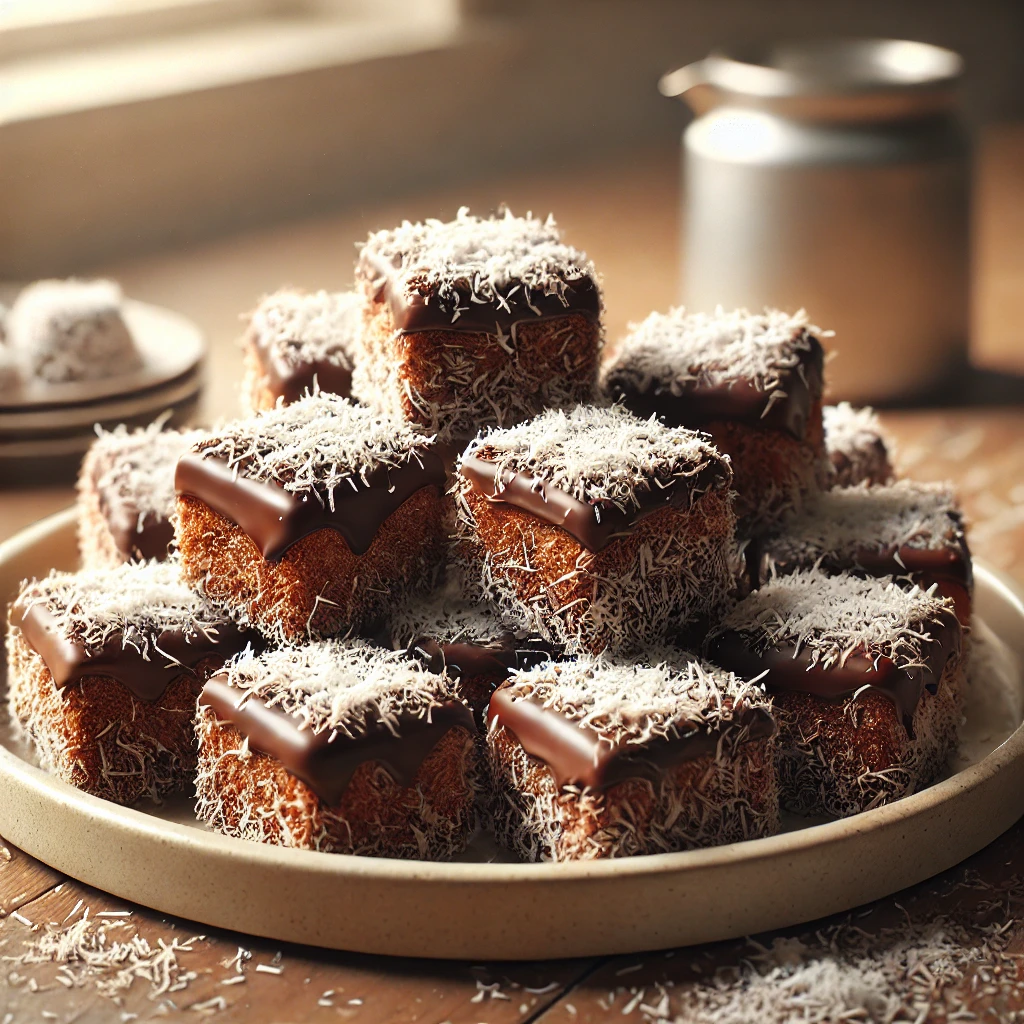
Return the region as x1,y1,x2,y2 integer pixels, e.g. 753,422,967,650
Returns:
824,402,890,460
602,307,822,396
713,569,956,671
86,422,205,521
460,404,731,509
190,392,435,498
764,480,966,567
358,206,597,320
248,289,362,371
213,640,462,736
501,653,771,747
7,279,143,383
13,561,231,657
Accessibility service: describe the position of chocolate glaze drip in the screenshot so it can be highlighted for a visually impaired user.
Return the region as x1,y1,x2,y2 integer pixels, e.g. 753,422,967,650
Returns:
460,454,727,553
611,337,824,441
488,688,775,792
707,614,961,735
407,634,556,680
175,450,446,561
362,252,601,335
15,602,256,702
200,678,475,805
249,333,352,405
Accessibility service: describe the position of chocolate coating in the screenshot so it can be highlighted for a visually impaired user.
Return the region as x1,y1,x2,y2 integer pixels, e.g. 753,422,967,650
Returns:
707,614,961,735
200,678,475,805
175,450,446,562
611,337,824,441
16,602,255,703
250,333,352,405
102,505,174,563
487,688,775,792
362,252,601,335
460,454,726,553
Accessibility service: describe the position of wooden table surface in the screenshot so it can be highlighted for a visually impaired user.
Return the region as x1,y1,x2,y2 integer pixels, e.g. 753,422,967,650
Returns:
0,128,1023,1022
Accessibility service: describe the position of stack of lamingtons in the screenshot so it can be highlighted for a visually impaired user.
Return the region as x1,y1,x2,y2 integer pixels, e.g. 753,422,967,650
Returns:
5,208,972,861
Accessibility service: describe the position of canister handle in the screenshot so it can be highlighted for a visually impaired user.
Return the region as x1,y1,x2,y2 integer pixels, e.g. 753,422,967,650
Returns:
658,60,718,114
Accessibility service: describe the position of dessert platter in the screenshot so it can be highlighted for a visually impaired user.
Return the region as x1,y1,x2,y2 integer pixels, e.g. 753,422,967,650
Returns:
0,280,204,481
0,209,1022,960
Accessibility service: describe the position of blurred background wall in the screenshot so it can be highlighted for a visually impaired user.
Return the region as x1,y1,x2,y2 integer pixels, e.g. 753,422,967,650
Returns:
1,0,1022,278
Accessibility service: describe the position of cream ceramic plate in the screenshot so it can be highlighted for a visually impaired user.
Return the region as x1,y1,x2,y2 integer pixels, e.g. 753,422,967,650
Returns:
0,300,205,418
1,509,1022,960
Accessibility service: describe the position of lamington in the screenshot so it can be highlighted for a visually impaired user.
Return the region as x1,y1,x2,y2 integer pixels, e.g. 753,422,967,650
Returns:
452,404,736,656
823,402,895,487
77,423,205,568
707,569,964,818
389,593,557,725
240,289,363,413
601,307,828,533
754,480,972,625
6,561,254,804
175,393,447,643
354,207,603,443
486,655,778,861
7,279,142,384
194,641,477,858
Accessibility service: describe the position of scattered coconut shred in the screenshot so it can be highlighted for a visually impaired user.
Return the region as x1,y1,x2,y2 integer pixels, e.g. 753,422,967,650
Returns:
190,392,435,500
3,907,205,1003
628,872,1024,1024
601,306,824,397
12,560,230,658
247,289,363,372
712,569,956,671
764,479,966,568
388,590,523,650
357,206,598,322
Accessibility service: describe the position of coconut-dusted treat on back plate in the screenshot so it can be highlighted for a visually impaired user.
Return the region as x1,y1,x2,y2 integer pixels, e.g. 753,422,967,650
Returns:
755,480,972,624
354,207,603,443
823,402,895,487
601,308,828,534
174,394,448,644
240,289,362,413
707,569,964,818
7,279,142,384
195,640,478,858
389,592,558,725
6,561,256,804
77,423,205,569
486,654,778,861
452,404,736,657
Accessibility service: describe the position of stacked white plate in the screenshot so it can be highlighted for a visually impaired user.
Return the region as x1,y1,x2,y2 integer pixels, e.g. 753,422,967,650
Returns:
0,300,206,485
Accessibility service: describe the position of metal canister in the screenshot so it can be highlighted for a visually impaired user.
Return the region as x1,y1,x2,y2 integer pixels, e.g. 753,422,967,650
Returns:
661,39,970,403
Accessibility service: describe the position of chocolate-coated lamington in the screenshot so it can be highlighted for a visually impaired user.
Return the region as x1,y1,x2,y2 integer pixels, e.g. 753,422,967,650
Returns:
708,569,964,818
601,307,828,534
486,654,777,861
354,208,603,443
195,640,477,858
174,393,448,643
6,561,254,804
240,289,362,413
452,404,736,657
